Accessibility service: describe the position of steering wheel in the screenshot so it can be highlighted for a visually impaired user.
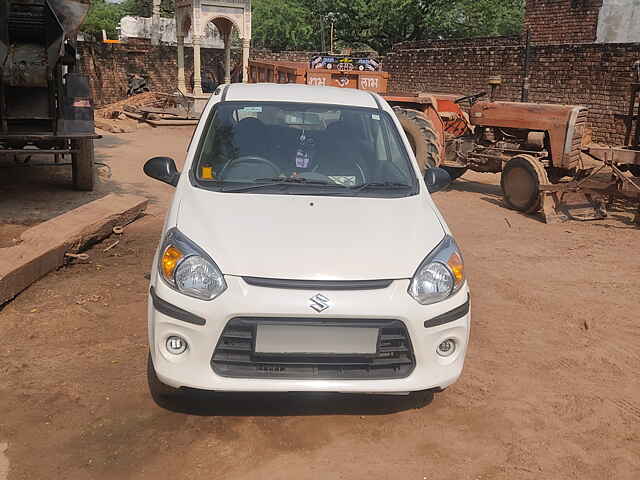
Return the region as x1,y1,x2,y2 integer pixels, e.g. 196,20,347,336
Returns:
219,155,281,180
454,92,488,107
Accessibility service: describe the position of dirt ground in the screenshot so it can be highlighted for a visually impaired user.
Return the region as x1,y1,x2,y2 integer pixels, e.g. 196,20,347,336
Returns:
0,127,638,480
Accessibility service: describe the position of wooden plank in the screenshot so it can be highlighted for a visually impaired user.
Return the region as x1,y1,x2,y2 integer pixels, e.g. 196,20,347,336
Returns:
0,194,148,305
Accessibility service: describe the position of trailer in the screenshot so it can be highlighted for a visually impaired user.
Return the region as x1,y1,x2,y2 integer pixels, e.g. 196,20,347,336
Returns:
0,0,99,191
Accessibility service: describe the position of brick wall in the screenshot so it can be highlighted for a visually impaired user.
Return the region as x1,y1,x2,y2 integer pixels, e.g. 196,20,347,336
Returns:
78,41,240,107
385,40,640,145
394,36,523,51
250,49,323,63
524,0,603,44
78,44,326,107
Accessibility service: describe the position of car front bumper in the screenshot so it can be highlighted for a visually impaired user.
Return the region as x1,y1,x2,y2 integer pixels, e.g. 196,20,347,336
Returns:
148,276,470,393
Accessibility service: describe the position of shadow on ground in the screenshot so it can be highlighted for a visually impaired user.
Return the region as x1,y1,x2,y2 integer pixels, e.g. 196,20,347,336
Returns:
0,134,131,226
155,390,435,417
447,178,503,198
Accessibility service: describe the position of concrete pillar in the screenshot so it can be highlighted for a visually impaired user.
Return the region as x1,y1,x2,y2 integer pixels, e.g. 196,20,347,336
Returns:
193,35,203,95
224,33,232,84
242,38,250,83
151,0,162,46
176,34,186,93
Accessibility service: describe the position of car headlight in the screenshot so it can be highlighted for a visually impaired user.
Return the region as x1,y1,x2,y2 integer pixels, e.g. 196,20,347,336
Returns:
158,228,227,301
408,235,465,305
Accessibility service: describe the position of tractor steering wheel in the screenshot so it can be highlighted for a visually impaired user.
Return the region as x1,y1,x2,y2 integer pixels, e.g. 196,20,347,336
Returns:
455,92,488,107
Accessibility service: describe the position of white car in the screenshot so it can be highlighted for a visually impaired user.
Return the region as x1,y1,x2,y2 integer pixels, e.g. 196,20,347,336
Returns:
144,83,470,401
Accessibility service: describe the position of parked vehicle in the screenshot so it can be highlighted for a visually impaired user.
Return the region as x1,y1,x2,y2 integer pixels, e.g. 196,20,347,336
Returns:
0,0,98,190
310,55,381,72
143,83,471,401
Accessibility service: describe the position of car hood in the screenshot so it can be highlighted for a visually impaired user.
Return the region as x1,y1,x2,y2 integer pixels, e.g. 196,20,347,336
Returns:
177,189,445,280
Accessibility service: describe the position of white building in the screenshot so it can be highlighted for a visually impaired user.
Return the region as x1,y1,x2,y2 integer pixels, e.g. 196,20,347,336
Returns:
597,0,640,43
119,15,224,48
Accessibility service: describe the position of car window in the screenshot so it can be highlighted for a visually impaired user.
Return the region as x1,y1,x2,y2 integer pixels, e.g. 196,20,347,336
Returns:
193,101,417,196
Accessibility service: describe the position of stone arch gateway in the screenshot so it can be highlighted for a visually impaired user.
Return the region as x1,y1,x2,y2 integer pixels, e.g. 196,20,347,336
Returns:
175,0,251,95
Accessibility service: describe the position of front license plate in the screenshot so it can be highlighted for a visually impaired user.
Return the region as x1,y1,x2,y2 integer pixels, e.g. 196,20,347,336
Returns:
255,325,379,355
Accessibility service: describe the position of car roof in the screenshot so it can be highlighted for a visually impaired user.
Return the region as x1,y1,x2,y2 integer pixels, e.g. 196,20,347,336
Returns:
223,83,379,109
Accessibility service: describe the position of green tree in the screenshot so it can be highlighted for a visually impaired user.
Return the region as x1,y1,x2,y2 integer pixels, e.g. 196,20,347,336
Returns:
433,0,524,39
317,0,441,54
130,0,176,18
307,0,524,53
252,0,320,51
82,0,136,39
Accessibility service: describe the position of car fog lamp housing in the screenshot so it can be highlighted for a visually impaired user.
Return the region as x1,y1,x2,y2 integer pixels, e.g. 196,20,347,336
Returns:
159,228,227,301
408,235,465,305
437,339,456,357
166,335,188,355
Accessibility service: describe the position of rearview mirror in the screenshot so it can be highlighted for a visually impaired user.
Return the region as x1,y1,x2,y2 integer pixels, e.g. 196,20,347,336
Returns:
144,157,180,187
424,167,451,194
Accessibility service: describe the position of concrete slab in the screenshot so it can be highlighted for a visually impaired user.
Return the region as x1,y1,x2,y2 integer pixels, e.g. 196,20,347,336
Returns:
0,194,148,305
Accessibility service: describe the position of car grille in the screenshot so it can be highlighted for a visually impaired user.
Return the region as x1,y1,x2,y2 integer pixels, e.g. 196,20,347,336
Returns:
211,318,415,380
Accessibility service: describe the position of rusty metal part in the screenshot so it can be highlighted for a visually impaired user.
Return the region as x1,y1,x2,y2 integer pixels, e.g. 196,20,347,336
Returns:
539,149,640,224
2,43,48,88
617,81,640,147
488,76,502,102
587,144,640,166
49,0,91,33
470,101,588,170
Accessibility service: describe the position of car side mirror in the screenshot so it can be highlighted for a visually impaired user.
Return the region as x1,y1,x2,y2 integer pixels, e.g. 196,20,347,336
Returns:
144,157,180,187
424,167,451,194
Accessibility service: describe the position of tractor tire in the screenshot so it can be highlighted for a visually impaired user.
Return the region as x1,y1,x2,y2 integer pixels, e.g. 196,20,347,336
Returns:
629,165,640,177
501,155,549,213
393,107,440,173
71,139,95,191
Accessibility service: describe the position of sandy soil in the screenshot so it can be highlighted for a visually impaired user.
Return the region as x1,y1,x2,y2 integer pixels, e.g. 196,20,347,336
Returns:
0,127,638,480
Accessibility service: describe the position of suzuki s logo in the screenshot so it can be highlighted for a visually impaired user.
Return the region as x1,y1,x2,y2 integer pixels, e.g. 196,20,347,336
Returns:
310,294,331,312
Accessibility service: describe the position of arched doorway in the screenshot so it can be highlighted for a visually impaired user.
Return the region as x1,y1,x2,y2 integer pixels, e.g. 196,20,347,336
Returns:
175,0,252,97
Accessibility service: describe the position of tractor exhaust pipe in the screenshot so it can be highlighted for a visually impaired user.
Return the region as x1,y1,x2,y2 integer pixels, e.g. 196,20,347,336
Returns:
521,29,531,102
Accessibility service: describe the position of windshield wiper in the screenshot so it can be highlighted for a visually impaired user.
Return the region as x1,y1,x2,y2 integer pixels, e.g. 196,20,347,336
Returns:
254,177,331,185
350,181,412,192
222,177,347,193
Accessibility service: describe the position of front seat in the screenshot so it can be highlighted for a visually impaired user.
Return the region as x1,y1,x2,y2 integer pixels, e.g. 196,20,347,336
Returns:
233,117,271,158
315,121,367,185
221,117,279,180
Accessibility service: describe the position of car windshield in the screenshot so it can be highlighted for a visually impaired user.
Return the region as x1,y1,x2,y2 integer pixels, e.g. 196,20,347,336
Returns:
192,101,418,197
